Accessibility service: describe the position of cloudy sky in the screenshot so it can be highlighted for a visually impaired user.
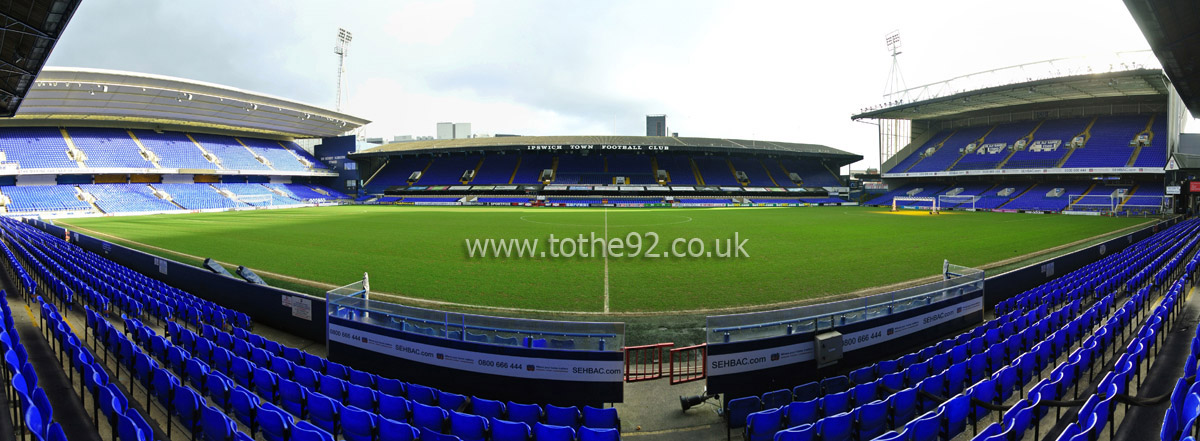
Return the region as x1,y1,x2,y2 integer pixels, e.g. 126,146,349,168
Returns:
46,0,1163,169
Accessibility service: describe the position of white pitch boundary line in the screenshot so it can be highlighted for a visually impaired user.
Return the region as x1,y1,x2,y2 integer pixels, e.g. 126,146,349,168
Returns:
603,207,610,313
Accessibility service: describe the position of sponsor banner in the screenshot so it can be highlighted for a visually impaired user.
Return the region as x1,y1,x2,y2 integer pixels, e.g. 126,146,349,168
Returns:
677,203,732,207
1166,186,1181,195
328,323,623,382
707,295,982,377
670,186,695,191
646,186,670,191
449,186,471,191
1063,211,1102,216
409,202,460,206
719,187,743,192
1190,182,1200,193
544,185,569,191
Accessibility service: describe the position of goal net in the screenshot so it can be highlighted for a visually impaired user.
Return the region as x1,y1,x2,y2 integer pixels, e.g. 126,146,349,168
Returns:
1067,194,1170,215
891,196,938,214
937,195,980,211
233,194,273,207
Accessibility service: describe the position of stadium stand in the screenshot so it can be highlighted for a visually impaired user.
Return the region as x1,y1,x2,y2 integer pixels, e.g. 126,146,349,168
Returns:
511,155,553,185
191,133,272,171
605,154,655,184
950,121,1036,171
81,183,181,213
2,185,92,213
779,158,840,187
471,155,520,185
727,218,1198,441
0,127,78,170
1060,115,1147,168
655,155,698,185
1001,118,1089,170
364,156,432,193
0,217,622,441
730,157,774,186
692,156,739,186
66,128,155,169
418,155,482,185
154,183,248,210
131,130,215,169
240,138,311,172
213,183,303,206
1001,182,1092,211
1132,115,1168,168
907,126,991,173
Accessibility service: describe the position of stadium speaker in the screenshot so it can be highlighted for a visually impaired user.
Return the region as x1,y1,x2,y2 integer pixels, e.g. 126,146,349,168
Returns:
203,258,234,277
680,391,718,412
236,266,269,286
540,169,554,182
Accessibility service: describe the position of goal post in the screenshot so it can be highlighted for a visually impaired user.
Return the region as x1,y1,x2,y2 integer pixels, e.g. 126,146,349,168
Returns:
891,196,939,214
233,194,274,207
937,195,979,211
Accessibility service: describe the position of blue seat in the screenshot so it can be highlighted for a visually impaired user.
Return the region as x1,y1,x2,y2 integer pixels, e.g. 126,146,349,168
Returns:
940,394,969,439
378,418,419,441
151,367,178,412
508,401,544,427
726,396,761,435
449,410,489,441
792,382,820,402
318,375,347,403
533,423,576,441
546,404,581,428
784,399,818,428
745,408,784,441
438,390,468,412
490,418,531,441
341,405,379,441
761,389,791,410
582,406,619,430
849,365,875,385
326,362,349,380
813,411,851,441
380,393,412,422
349,383,380,412
889,388,918,427
279,379,308,418
882,372,905,391
175,384,204,437
307,392,343,437
117,414,145,441
772,424,813,441
253,367,280,403
349,369,376,388
579,427,618,441
259,403,295,441
412,401,449,433
821,376,850,394
819,391,850,416
908,408,941,441
855,399,888,441
408,384,437,406
995,366,1017,402
291,420,335,441
472,397,505,420
201,404,237,441
419,428,463,441
231,357,253,388
851,381,877,406
231,386,260,435
271,356,294,380
378,378,405,397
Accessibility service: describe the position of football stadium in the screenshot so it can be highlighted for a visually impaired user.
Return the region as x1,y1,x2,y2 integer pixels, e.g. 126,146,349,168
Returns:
1,2,1200,441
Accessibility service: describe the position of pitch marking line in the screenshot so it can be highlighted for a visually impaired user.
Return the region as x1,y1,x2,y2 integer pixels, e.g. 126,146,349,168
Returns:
603,207,610,313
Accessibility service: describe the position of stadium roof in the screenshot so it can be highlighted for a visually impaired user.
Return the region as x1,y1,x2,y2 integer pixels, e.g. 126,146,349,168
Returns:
352,135,861,162
1125,0,1200,118
3,67,370,138
0,0,81,117
851,69,1170,122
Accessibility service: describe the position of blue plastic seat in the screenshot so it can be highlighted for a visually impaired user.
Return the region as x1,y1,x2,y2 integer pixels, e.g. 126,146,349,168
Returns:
791,382,820,402
582,406,619,430
419,428,463,441
318,375,347,403
258,403,295,441
852,381,877,406
533,423,576,441
117,414,145,441
341,405,379,441
230,386,260,435
490,418,531,441
307,392,343,437
413,401,449,433
201,403,237,441
379,393,411,422
726,396,761,437
772,423,813,441
472,397,505,420
889,387,918,427
349,369,376,388
821,376,850,394
175,384,204,437
291,420,335,441
908,408,941,441
253,367,280,403
507,401,544,427
941,393,969,439
279,379,308,418
849,365,875,385
378,418,420,441
546,404,581,428
579,427,618,441
449,410,489,441
378,378,405,397
784,399,818,428
819,391,850,416
813,411,851,441
745,408,784,441
349,383,380,412
438,390,469,412
408,383,437,406
761,389,791,410
855,399,888,441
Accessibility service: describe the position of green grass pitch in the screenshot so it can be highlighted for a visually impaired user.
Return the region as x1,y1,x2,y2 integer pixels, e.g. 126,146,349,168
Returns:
58,205,1150,313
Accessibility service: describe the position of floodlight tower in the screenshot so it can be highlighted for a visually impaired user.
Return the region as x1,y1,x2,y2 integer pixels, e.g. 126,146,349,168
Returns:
334,28,353,112
879,30,911,170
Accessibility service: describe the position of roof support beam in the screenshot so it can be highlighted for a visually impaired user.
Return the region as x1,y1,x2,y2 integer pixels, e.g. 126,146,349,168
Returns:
0,10,51,38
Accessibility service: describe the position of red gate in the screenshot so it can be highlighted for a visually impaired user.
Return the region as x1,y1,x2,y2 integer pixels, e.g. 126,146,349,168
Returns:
623,343,673,382
669,343,707,384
